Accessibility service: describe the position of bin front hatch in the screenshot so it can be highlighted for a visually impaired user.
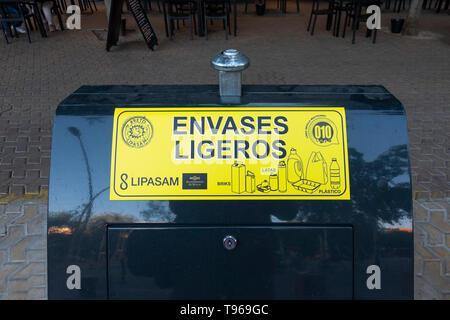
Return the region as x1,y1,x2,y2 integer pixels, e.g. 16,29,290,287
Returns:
107,225,353,299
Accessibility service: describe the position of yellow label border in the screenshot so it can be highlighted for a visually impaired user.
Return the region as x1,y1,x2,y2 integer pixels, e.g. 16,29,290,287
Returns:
110,107,350,200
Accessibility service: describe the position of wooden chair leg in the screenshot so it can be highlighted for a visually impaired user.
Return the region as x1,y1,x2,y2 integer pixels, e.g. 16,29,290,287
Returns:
1,23,9,44
53,4,65,31
18,6,31,43
342,10,348,38
336,9,342,36
204,5,208,40
193,13,197,34
157,0,162,12
307,10,313,31
25,16,34,31
333,10,338,36
351,16,357,43
190,14,193,39
225,15,228,39
436,0,443,12
311,14,317,35
163,2,169,37
25,23,31,43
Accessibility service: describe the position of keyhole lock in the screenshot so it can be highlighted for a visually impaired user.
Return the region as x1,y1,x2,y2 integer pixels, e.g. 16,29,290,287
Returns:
223,235,237,250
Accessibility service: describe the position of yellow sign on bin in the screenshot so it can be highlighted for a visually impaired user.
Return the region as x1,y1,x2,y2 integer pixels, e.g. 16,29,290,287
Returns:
110,107,350,200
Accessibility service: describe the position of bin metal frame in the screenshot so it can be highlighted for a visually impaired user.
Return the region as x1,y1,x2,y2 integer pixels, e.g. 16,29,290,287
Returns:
48,85,413,299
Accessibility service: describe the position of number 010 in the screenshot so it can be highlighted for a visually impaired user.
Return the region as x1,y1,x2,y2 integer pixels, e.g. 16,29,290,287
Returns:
314,124,333,140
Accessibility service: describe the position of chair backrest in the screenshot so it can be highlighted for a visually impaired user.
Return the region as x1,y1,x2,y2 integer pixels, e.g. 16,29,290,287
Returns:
165,0,193,4
0,3,25,19
204,0,227,4
353,0,382,5
311,0,333,10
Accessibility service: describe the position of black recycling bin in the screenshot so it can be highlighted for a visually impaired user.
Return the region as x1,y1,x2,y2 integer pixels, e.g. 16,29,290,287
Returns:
391,19,405,33
48,50,413,300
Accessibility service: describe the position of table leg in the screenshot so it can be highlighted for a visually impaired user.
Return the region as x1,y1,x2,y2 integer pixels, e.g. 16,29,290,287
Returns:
54,1,65,30
233,0,236,36
33,3,47,38
335,6,341,37
162,0,168,36
422,0,427,9
436,0,443,12
197,0,205,36
326,0,333,30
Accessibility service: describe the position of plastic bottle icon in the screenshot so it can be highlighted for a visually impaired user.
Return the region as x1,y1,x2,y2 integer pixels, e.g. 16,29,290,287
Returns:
278,161,287,192
246,171,255,193
287,148,303,184
330,158,340,189
269,174,278,191
231,161,246,194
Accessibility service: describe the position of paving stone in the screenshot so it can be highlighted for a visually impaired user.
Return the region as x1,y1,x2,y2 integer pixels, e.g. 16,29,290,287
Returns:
27,275,46,288
4,290,27,300
0,250,6,266
428,247,450,276
0,3,448,200
0,225,25,249
15,205,39,224
0,2,449,300
26,249,45,262
10,235,42,261
26,214,44,235
414,276,442,300
8,279,27,293
413,202,429,222
26,287,46,300
429,211,450,233
11,262,46,280
0,263,22,284
423,260,450,293
416,223,444,246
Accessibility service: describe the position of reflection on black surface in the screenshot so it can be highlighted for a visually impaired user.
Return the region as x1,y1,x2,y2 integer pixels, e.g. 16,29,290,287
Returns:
48,144,411,264
107,226,353,299
48,111,412,299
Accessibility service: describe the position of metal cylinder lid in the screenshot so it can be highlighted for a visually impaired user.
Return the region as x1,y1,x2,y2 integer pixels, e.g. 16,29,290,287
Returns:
211,49,249,72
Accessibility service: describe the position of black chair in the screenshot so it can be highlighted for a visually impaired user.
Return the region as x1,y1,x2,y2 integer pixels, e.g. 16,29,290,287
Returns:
76,0,96,13
392,0,409,12
203,0,230,40
0,3,32,43
307,0,337,36
82,0,96,13
164,0,197,40
385,0,406,10
57,0,67,11
38,0,65,31
277,0,300,12
436,0,450,12
0,5,11,43
342,0,380,44
143,0,162,12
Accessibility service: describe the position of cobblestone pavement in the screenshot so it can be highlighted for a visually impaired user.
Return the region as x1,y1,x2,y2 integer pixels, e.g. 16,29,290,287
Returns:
0,1,449,299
